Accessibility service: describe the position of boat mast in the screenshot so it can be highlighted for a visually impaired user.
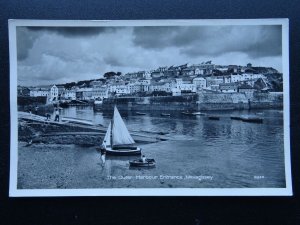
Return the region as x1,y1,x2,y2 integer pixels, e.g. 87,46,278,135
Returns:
111,106,114,147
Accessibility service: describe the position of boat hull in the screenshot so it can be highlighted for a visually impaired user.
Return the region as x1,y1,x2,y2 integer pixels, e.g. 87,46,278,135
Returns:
182,112,205,116
241,117,263,124
231,115,263,123
106,146,142,156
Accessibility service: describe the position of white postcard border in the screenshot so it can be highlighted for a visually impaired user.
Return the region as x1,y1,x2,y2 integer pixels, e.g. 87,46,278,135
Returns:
9,19,292,197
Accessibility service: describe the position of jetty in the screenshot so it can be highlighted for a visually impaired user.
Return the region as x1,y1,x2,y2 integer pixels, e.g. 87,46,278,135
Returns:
18,112,168,145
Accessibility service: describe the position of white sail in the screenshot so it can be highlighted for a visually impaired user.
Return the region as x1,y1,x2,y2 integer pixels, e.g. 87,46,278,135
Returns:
103,122,111,147
112,106,135,145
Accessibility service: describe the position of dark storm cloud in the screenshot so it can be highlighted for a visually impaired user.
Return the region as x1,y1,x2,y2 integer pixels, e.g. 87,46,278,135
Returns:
243,26,282,58
17,26,121,61
133,25,282,58
17,24,283,86
133,26,215,48
27,26,119,37
103,55,125,67
17,27,39,60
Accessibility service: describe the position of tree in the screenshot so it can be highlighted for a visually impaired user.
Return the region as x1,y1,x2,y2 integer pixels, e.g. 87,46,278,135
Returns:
104,71,117,79
64,82,76,90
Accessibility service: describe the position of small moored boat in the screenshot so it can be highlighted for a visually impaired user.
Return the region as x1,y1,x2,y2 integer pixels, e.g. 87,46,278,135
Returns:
208,116,220,120
240,116,263,124
191,112,206,115
129,159,156,167
182,111,206,116
161,113,171,117
136,112,146,115
230,116,243,120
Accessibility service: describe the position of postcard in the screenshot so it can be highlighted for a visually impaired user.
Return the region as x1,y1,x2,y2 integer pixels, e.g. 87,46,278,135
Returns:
9,19,292,196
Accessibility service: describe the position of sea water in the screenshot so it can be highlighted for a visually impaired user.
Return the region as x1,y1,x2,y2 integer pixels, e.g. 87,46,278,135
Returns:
55,106,285,188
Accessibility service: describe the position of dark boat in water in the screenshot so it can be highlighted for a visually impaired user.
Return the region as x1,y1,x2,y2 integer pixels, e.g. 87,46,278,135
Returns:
129,159,156,167
182,111,206,116
240,116,263,124
208,116,220,120
136,112,146,115
231,115,263,124
101,106,141,156
230,116,243,120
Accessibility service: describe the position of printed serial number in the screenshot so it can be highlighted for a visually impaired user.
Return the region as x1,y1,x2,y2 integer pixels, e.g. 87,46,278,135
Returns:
254,176,265,179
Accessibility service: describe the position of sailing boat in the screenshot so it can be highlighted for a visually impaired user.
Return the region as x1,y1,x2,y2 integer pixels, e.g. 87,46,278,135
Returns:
101,106,142,156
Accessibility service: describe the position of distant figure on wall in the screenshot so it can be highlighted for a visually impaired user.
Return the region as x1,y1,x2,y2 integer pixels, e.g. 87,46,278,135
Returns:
45,113,51,121
54,108,60,122
35,106,39,115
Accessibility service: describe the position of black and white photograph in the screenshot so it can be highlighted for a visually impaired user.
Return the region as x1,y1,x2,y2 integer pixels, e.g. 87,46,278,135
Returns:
9,19,292,196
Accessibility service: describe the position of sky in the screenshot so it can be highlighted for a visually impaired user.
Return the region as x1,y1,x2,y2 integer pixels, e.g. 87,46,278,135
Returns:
16,25,283,86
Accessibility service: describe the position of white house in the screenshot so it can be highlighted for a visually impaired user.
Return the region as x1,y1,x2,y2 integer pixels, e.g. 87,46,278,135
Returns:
109,82,126,93
76,88,93,100
230,74,242,83
194,68,205,75
174,78,196,92
205,77,223,88
48,85,59,102
171,88,181,96
149,82,171,92
193,77,206,89
224,76,231,83
63,89,76,100
29,87,49,97
92,86,109,99
115,85,130,95
230,73,265,83
143,71,152,79
128,83,142,93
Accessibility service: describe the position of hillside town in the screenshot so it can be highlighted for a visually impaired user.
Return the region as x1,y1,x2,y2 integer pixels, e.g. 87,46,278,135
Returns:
17,62,282,103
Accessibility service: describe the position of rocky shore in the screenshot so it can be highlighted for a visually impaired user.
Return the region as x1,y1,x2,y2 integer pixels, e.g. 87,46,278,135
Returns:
18,118,104,146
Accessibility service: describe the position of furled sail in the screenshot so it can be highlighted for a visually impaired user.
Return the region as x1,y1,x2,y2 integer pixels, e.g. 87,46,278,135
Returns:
112,106,135,145
103,121,111,147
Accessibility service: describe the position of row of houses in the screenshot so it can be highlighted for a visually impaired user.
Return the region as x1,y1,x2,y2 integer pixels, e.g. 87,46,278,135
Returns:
122,62,271,80
18,71,267,101
124,63,215,80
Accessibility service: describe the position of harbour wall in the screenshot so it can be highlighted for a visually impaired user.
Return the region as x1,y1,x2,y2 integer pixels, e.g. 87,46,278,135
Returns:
18,96,54,115
102,92,283,111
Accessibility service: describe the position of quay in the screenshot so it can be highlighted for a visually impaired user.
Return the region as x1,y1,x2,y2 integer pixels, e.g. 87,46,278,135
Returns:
18,112,169,145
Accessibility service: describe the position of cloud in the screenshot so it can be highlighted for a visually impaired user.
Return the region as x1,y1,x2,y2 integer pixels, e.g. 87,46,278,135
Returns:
17,27,121,61
17,27,40,60
27,26,118,37
133,25,282,58
16,24,283,86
